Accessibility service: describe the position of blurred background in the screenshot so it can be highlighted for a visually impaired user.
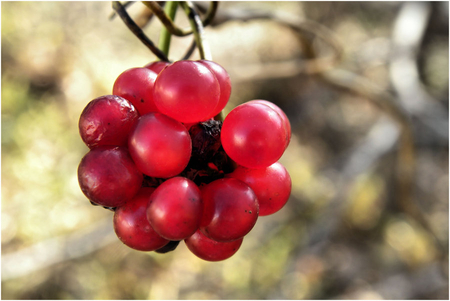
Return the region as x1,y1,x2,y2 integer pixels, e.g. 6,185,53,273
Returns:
1,1,448,299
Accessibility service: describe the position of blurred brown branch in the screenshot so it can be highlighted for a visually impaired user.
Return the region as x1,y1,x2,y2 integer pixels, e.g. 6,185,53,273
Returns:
215,3,448,293
317,4,448,262
390,2,448,142
196,4,343,74
2,217,116,281
335,262,447,299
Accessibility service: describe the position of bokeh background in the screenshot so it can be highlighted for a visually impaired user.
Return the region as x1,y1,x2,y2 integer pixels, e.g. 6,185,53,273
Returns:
2,1,448,299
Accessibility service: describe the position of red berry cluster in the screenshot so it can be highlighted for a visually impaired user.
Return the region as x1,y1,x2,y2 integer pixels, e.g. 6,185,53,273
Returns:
77,60,292,261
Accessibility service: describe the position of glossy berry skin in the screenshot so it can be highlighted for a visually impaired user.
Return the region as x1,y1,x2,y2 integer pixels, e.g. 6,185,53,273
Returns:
185,230,243,261
153,60,220,123
200,178,259,242
113,67,159,115
114,187,170,251
247,99,291,149
198,60,231,119
128,113,192,178
78,95,138,149
78,146,143,207
221,102,287,169
144,61,170,74
226,162,291,216
147,177,202,240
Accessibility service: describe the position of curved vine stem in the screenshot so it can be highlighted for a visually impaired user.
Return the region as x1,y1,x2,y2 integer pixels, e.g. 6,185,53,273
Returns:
143,1,186,35
180,1,212,60
142,1,218,37
198,1,219,27
112,1,169,61
109,1,135,20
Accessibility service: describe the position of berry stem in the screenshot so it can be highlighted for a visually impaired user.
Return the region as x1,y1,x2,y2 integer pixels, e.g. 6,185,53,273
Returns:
180,1,212,60
158,1,178,58
142,1,218,37
112,1,169,62
109,1,135,20
200,2,219,28
143,1,188,36
179,2,218,60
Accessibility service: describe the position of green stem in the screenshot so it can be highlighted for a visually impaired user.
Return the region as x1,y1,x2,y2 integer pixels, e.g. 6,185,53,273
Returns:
180,1,212,60
158,1,178,58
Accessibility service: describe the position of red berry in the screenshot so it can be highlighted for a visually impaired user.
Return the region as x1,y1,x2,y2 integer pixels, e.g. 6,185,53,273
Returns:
226,162,291,216
114,187,170,251
198,60,231,119
185,229,243,261
153,60,220,123
247,100,291,149
113,67,159,115
78,95,138,149
147,177,203,240
128,113,192,178
221,102,287,168
200,178,259,242
144,61,170,74
78,146,143,207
